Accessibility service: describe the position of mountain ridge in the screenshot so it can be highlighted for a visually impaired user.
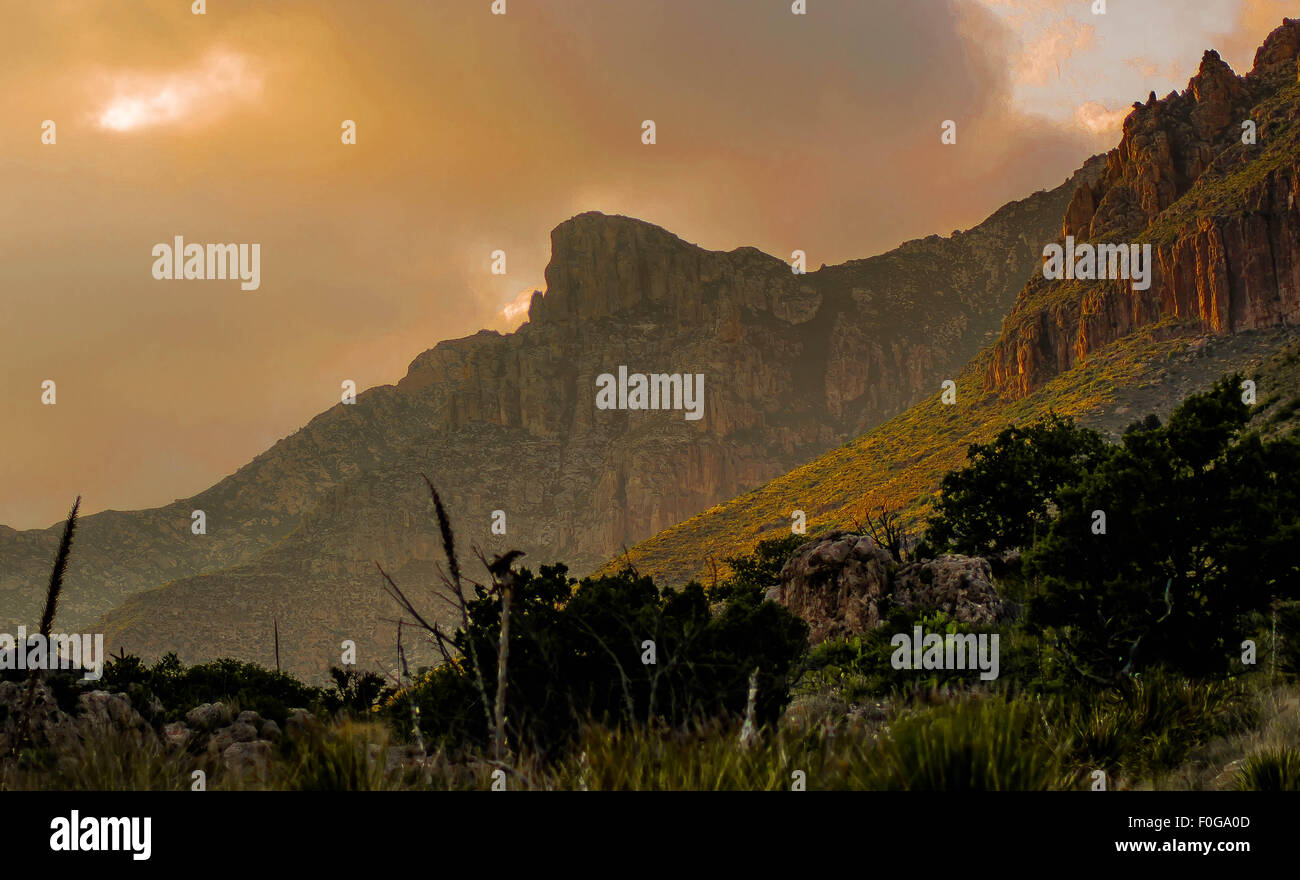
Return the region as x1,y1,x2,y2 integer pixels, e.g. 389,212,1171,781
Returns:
988,19,1300,397
1,161,1104,679
609,18,1300,589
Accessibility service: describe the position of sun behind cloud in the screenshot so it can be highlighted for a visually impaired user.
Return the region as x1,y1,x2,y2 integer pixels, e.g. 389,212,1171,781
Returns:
94,49,262,132
500,288,538,329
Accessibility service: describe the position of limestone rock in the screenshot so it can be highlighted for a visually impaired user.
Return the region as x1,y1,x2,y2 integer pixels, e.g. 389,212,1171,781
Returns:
162,721,192,749
209,720,259,754
222,740,273,779
893,556,1005,625
0,680,156,755
776,533,895,643
185,702,232,731
775,534,1005,644
987,19,1300,399
284,708,319,739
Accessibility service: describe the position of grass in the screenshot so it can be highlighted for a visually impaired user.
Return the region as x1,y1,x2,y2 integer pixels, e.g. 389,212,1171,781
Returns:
1232,748,1300,791
1051,672,1258,788
5,669,1292,791
1,725,207,791
1160,683,1300,790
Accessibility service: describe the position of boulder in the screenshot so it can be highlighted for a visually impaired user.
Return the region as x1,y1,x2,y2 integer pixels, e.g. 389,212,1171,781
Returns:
76,690,145,732
0,679,75,753
893,555,1005,625
209,721,259,753
775,533,1005,643
0,680,158,754
222,740,272,779
185,702,232,731
161,721,193,749
285,708,319,738
775,533,896,643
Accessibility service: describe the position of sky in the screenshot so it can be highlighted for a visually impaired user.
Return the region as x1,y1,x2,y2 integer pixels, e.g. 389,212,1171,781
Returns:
0,0,1293,530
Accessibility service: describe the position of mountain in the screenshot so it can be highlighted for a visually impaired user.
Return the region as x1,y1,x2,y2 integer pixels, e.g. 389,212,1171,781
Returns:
613,19,1300,588
990,22,1300,397
1,161,1098,679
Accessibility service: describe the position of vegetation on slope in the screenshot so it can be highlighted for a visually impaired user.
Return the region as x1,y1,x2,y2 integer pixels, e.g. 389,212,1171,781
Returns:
8,373,1300,791
608,319,1209,587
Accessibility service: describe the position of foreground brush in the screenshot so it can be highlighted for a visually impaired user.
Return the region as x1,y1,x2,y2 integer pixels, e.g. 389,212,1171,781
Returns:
14,496,80,755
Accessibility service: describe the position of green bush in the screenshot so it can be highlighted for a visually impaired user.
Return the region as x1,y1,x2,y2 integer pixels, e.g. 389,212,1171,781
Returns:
401,564,809,756
922,413,1106,558
1029,377,1300,680
710,533,807,602
101,652,322,725
1048,669,1256,781
798,609,1042,699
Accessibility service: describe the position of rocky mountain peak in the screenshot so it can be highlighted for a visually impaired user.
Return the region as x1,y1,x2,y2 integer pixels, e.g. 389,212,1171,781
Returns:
533,211,773,328
1249,17,1300,84
988,19,1300,398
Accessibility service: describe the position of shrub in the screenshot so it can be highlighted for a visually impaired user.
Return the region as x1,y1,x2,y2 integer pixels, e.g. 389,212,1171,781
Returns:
710,533,807,602
1232,748,1300,791
866,697,1078,791
797,609,1041,699
101,652,322,725
1049,669,1256,782
407,564,809,756
922,413,1106,558
1029,378,1300,680
275,720,403,791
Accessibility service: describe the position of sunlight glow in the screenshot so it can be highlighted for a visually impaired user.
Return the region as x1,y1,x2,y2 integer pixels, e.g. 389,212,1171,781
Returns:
95,51,261,132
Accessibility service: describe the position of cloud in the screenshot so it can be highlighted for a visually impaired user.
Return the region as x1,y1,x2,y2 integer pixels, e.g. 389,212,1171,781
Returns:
1212,0,1298,72
9,0,1293,529
500,289,537,328
1013,17,1096,85
1124,56,1164,78
1072,100,1130,135
93,49,262,132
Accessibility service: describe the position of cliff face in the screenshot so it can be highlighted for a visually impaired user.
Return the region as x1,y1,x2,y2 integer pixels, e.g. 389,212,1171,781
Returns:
0,161,1099,679
988,19,1300,396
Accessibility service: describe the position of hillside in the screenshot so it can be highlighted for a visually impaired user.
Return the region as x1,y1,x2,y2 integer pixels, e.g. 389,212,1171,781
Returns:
612,19,1300,587
0,161,1103,678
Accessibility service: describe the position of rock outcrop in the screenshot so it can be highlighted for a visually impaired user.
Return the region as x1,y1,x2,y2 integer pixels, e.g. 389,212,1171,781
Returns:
0,683,308,784
0,679,156,756
988,20,1300,397
773,533,1005,644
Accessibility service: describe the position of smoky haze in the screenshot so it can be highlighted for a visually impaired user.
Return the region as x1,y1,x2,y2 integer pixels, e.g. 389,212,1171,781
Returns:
0,0,1284,528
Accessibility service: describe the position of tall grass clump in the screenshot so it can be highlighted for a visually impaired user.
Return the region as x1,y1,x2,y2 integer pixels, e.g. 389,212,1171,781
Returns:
272,720,407,791
546,720,877,791
867,697,1078,791
2,726,204,791
1232,748,1300,791
1052,670,1256,784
